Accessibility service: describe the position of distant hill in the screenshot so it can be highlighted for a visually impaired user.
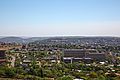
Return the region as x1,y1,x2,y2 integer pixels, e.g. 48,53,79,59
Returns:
0,37,49,43
0,37,25,43
1,36,120,45
26,37,49,43
31,36,120,46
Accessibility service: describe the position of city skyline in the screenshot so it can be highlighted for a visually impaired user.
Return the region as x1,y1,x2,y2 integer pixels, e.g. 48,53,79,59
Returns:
0,0,120,37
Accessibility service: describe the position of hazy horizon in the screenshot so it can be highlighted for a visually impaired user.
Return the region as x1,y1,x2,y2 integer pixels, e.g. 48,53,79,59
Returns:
1,0,120,37
0,35,120,38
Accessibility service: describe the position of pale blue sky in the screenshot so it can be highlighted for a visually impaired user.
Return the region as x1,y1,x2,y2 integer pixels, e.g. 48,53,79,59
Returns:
0,0,120,37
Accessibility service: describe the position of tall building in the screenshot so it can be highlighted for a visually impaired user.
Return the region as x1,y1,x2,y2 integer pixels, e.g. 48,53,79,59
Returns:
0,50,6,64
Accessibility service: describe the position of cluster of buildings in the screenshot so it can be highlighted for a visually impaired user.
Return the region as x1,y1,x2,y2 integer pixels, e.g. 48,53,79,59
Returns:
0,41,117,67
0,43,22,66
63,49,107,63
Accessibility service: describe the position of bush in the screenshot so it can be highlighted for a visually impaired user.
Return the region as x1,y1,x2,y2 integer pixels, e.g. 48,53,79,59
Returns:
0,70,5,77
57,75,73,80
89,72,98,78
4,68,16,78
16,74,25,79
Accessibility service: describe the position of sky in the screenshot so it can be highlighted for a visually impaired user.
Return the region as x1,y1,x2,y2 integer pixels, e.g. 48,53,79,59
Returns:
0,0,120,37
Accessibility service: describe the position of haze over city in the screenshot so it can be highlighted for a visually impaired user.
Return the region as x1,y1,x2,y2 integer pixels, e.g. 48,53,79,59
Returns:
0,0,120,37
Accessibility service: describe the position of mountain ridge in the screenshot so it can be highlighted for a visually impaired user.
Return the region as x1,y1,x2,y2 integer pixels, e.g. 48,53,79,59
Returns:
0,36,120,44
0,37,49,43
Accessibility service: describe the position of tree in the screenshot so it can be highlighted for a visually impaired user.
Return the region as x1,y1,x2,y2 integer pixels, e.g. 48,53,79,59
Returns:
5,68,16,78
97,75,106,80
0,69,5,77
57,75,74,80
89,72,98,78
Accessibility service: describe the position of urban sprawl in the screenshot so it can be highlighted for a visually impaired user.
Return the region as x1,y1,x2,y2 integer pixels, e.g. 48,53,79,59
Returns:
0,37,120,80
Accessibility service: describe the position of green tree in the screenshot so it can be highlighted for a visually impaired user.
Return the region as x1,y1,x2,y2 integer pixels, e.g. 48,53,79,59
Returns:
57,75,73,80
97,75,106,80
5,68,16,78
89,72,98,78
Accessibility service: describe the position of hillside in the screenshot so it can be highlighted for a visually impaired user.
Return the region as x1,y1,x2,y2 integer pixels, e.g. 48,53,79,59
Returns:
0,37,49,43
